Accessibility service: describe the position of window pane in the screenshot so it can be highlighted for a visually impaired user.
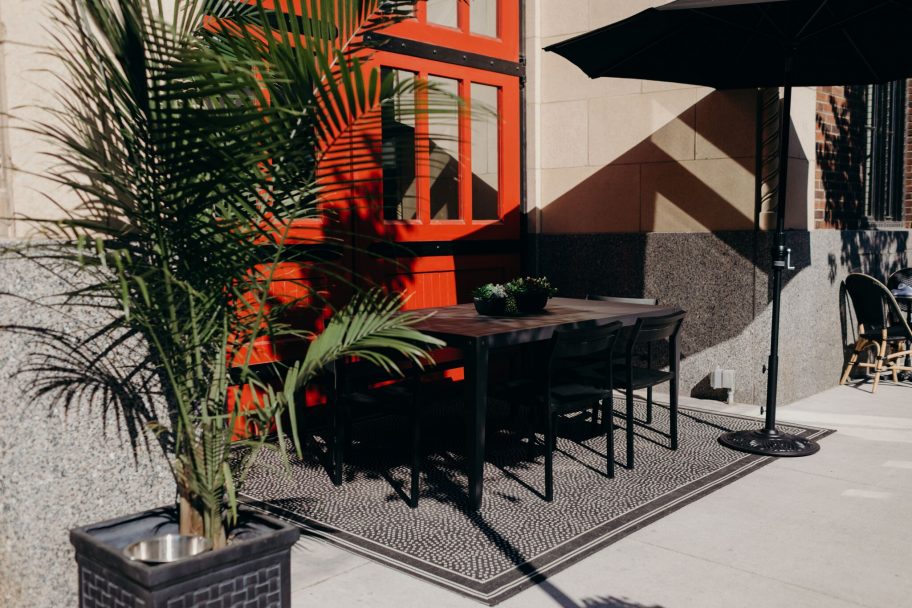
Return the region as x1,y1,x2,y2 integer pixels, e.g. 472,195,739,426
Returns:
471,83,499,220
426,0,457,28
428,76,460,220
470,0,497,37
381,68,418,221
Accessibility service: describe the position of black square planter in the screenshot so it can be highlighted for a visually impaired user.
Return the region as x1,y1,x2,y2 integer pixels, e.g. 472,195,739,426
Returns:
70,506,300,608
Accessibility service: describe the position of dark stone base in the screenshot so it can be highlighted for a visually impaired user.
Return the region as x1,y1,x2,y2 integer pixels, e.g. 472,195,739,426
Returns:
70,506,299,608
534,229,912,406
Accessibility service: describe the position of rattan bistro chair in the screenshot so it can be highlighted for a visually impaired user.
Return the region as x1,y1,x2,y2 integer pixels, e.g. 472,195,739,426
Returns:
612,311,685,470
887,267,912,290
840,273,912,392
887,267,912,317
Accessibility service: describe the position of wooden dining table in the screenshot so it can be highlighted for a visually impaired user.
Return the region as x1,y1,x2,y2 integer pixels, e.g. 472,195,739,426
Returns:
411,296,682,510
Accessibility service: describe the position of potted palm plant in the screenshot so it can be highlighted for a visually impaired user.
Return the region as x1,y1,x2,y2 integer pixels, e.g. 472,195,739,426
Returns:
11,0,446,605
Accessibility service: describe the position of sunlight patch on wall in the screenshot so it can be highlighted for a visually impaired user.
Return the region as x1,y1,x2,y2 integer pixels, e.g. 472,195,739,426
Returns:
642,156,755,232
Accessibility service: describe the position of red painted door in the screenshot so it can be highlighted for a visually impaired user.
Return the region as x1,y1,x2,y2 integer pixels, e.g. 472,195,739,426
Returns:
353,0,523,309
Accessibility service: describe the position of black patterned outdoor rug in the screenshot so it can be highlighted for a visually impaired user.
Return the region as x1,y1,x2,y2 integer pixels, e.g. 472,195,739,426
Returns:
238,397,833,605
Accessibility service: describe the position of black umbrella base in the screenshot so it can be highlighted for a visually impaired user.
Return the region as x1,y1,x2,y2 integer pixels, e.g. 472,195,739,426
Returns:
718,428,820,457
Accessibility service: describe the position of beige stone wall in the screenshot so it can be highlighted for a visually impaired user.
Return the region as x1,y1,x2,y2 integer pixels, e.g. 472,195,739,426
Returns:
0,0,75,237
525,0,817,235
0,0,179,238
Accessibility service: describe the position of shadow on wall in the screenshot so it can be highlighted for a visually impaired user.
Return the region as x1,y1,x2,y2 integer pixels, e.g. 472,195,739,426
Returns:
537,90,813,401
542,90,760,236
816,88,912,378
817,88,869,230
829,230,909,283
817,88,910,281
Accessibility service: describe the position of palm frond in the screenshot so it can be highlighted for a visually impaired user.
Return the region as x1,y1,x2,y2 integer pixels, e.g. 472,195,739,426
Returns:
13,0,451,545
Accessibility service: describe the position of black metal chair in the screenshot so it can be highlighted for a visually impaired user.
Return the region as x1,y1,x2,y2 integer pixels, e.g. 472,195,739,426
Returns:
587,295,659,306
612,311,685,469
840,273,912,392
492,321,623,501
586,294,660,424
331,362,421,509
536,321,624,501
331,352,461,509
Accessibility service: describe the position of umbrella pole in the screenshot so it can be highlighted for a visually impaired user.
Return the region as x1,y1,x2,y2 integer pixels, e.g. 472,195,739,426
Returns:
719,84,820,457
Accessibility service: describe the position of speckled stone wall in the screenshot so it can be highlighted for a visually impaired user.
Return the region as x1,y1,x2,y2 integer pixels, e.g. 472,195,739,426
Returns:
537,229,911,406
0,246,174,608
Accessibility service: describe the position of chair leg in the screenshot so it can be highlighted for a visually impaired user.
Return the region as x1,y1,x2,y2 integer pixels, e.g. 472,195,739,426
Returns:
625,387,635,469
592,403,600,429
670,377,679,451
545,410,555,502
601,389,613,432
332,401,346,486
602,398,615,478
872,340,886,393
646,386,653,424
526,403,537,460
840,339,865,385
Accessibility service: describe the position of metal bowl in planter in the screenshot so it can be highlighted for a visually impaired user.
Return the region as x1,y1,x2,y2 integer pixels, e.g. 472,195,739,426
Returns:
474,297,506,316
125,534,212,563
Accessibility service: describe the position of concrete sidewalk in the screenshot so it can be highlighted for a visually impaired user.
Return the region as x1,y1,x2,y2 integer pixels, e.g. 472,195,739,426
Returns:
287,384,912,608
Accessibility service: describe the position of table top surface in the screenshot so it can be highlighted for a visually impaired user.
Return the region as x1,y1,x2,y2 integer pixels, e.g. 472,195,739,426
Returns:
411,297,681,346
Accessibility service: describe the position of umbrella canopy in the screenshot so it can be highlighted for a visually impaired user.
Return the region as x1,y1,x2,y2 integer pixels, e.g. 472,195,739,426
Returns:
546,0,912,89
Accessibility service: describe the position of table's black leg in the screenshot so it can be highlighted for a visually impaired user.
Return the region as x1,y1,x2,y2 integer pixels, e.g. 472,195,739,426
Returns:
670,331,680,450
464,338,489,510
905,308,912,376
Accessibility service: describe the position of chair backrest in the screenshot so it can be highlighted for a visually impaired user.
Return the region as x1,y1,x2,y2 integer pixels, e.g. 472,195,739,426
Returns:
626,311,686,356
549,321,623,374
887,268,912,291
587,294,659,306
844,273,912,337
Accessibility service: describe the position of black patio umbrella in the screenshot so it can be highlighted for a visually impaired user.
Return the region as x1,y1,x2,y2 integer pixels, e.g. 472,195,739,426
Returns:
547,0,912,457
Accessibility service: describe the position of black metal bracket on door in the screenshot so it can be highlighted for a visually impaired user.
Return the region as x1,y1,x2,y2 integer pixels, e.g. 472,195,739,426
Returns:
367,239,520,259
253,243,345,263
363,32,525,79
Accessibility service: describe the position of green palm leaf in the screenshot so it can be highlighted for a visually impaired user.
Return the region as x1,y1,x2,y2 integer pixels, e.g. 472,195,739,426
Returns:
11,0,462,546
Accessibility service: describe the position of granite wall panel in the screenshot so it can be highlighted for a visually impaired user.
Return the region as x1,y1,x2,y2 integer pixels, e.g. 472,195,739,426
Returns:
0,247,174,608
537,229,911,406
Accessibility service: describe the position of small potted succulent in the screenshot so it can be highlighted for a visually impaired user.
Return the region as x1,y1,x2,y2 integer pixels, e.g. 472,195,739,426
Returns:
506,276,558,313
473,283,509,316
473,276,557,316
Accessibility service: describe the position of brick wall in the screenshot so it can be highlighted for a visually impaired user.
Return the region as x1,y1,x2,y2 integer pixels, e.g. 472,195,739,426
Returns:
815,82,912,229
905,80,912,228
814,85,869,228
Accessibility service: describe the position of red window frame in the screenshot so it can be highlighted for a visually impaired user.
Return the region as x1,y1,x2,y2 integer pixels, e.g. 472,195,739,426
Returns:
371,50,520,243
387,0,519,63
